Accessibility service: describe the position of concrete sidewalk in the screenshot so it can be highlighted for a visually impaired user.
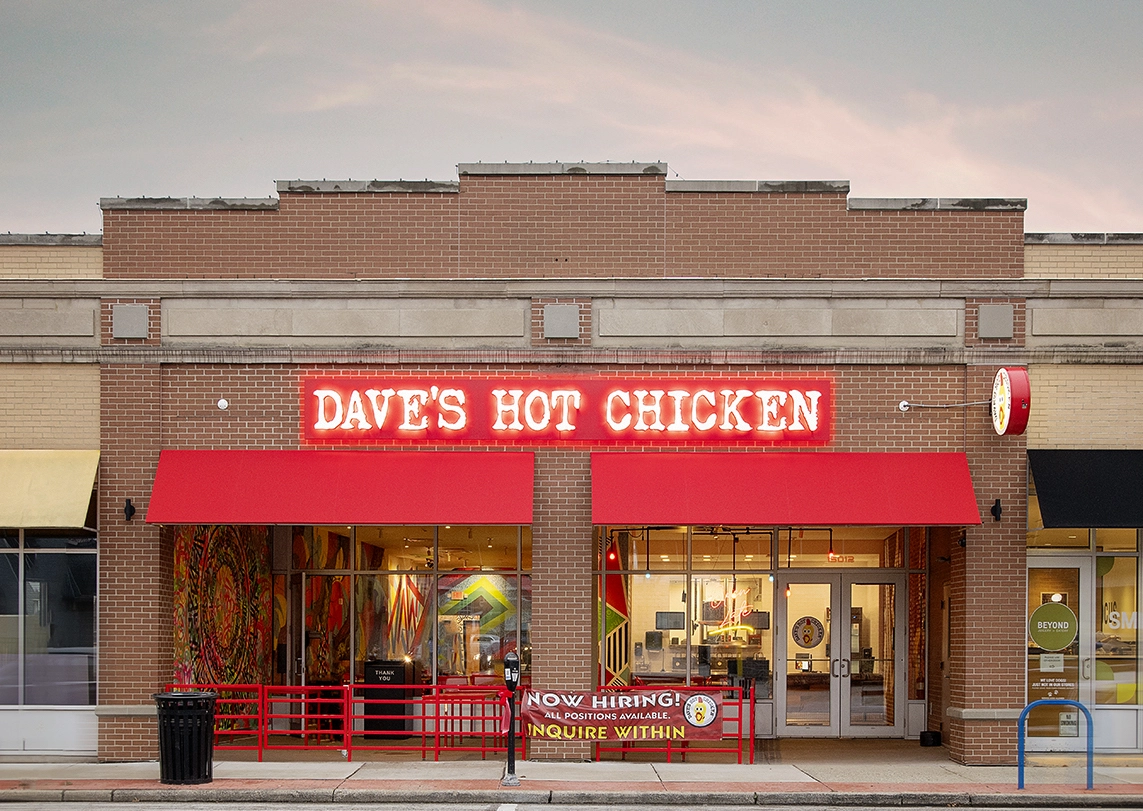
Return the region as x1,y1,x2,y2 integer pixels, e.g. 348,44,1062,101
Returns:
2,740,1143,806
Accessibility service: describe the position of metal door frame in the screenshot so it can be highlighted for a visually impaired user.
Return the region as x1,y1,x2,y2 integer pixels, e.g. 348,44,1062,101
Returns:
775,570,907,737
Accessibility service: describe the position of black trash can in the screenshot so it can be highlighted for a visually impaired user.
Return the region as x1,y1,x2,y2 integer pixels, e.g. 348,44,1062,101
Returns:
153,690,217,784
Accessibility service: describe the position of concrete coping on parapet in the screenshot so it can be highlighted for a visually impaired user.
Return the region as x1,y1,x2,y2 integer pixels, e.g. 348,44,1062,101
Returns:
1026,232,1143,244
849,197,1027,211
100,197,280,211
276,179,459,194
0,233,102,246
668,180,850,194
458,161,667,176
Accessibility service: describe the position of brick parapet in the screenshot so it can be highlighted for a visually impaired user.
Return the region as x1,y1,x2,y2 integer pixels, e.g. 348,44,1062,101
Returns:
101,173,1024,281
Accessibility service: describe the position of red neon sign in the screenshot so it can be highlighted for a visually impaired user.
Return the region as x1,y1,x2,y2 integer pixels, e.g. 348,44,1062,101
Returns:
302,377,832,446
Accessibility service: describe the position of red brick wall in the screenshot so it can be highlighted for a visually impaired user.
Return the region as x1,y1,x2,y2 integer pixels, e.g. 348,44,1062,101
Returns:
102,175,1023,280
161,365,298,449
98,364,168,760
95,355,1027,760
528,449,594,760
459,176,665,278
99,716,159,762
948,365,1028,764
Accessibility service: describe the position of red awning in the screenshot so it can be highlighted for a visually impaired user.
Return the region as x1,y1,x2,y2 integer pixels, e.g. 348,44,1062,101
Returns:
592,452,980,526
147,450,533,525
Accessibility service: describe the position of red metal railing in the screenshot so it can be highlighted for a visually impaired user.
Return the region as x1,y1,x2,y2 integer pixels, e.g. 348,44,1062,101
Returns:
165,681,750,763
164,681,519,762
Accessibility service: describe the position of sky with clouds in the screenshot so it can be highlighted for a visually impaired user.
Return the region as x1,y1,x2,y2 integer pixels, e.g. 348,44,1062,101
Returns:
2,0,1141,235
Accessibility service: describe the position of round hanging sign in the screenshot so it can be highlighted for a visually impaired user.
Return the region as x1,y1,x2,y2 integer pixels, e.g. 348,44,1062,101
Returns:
791,615,825,648
991,367,1031,436
1028,602,1078,651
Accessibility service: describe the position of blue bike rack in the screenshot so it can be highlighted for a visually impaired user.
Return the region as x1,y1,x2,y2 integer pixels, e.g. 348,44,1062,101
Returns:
1017,699,1093,790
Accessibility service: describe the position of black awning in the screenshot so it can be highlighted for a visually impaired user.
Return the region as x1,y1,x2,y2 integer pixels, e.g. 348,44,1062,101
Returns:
1028,450,1143,528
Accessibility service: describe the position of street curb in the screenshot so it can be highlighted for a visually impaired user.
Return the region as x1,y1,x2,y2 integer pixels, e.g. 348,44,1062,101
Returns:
109,787,337,803
552,790,755,805
2,786,1143,806
0,789,64,802
334,788,554,804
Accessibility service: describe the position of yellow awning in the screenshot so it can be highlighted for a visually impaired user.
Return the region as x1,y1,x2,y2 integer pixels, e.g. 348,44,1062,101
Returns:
0,450,99,528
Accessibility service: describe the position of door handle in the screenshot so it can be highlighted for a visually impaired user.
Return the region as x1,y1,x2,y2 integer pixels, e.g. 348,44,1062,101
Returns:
841,659,850,678
831,659,839,678
1081,657,1092,680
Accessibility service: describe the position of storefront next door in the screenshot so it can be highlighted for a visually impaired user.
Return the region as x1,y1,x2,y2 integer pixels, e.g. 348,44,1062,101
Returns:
775,571,906,737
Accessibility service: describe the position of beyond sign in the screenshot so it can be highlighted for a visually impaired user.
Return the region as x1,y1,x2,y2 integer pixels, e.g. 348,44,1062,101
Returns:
303,377,831,445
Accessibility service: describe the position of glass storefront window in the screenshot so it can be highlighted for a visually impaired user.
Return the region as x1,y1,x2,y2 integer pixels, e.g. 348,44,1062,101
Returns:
25,529,97,550
353,572,433,682
0,552,17,704
293,526,351,570
247,523,532,687
781,527,903,568
599,526,686,571
23,553,96,705
624,573,688,684
353,526,434,572
1096,556,1138,706
436,572,526,682
1096,529,1138,553
692,528,772,570
438,525,520,570
1028,526,1091,549
596,523,910,694
0,531,97,707
692,574,773,697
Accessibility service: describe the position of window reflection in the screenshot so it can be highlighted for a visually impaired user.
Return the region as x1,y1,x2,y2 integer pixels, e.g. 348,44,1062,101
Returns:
23,554,97,705
1096,557,1138,706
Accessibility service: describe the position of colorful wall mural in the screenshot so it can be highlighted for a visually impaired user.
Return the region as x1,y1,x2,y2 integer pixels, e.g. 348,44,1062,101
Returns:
173,525,272,685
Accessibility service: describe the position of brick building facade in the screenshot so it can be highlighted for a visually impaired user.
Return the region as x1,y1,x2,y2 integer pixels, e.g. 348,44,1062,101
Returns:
2,164,1141,764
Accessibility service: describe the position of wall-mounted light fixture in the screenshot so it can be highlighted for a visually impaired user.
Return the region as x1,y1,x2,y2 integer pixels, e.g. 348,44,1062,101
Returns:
990,499,1003,522
124,499,136,521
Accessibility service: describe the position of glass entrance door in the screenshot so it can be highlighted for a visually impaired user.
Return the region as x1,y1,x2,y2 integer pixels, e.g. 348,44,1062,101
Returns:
776,572,905,737
299,573,351,686
1026,557,1092,751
